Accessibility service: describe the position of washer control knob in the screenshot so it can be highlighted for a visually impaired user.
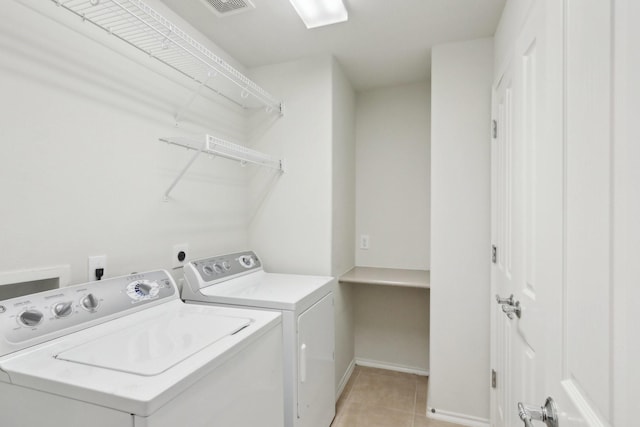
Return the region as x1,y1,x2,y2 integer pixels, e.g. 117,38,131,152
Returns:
52,301,73,318
81,294,99,312
19,309,44,327
222,261,231,271
136,282,152,296
213,263,223,274
126,280,160,301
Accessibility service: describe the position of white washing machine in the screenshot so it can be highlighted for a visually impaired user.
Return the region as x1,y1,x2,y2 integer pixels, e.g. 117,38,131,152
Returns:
182,251,335,427
0,270,284,427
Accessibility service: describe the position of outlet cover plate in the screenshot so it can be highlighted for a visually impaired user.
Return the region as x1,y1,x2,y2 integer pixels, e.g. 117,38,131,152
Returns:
88,255,107,282
172,244,189,269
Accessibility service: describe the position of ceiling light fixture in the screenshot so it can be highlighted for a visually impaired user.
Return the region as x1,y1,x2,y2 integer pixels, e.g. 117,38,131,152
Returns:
288,0,348,29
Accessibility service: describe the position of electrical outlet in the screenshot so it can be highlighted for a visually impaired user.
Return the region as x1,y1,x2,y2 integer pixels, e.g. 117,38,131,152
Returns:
88,255,107,281
360,234,370,250
172,244,189,269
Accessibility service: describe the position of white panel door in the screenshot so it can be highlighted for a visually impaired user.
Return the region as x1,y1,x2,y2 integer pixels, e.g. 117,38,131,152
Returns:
490,63,515,427
542,0,615,425
297,293,335,427
491,2,549,426
491,0,632,426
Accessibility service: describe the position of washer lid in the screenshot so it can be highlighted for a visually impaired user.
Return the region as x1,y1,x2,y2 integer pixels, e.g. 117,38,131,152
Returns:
55,311,250,376
197,271,333,312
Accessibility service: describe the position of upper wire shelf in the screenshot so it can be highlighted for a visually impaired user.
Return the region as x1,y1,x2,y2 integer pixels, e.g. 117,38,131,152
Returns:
51,0,283,114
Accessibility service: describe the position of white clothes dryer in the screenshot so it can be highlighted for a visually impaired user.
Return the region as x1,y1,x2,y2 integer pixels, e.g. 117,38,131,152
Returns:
0,270,283,427
182,251,335,427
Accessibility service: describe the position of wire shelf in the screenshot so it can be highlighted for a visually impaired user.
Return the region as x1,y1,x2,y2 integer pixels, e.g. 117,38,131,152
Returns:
51,0,283,114
160,135,284,199
161,135,283,170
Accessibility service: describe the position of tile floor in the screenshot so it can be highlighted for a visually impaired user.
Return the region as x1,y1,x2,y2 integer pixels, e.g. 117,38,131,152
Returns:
331,366,463,427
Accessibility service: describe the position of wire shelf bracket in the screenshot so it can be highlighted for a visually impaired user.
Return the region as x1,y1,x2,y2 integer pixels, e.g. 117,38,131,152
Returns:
51,0,284,115
160,135,285,200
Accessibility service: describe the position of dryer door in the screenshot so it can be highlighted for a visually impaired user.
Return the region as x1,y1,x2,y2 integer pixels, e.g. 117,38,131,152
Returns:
297,293,335,427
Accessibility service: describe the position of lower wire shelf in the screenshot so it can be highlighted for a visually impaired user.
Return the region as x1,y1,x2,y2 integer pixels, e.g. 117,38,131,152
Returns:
160,134,284,200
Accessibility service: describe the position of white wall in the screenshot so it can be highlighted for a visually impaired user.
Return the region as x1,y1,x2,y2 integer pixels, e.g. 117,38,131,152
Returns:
429,38,493,424
0,0,254,285
247,56,356,397
355,83,431,269
247,56,333,276
330,59,357,395
331,59,356,277
354,284,429,373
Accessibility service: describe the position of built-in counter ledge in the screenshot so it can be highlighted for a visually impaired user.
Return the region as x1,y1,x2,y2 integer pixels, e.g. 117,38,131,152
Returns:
338,267,430,289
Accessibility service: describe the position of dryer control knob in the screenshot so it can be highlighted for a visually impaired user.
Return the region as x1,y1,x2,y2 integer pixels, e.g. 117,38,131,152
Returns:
81,294,99,312
19,309,44,327
239,255,255,268
52,301,73,318
213,263,223,274
222,261,231,271
202,264,214,276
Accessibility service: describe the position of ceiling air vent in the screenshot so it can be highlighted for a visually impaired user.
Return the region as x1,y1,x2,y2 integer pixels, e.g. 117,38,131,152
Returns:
199,0,256,17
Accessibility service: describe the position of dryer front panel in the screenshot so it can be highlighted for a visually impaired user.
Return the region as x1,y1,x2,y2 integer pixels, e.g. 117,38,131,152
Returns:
296,293,335,427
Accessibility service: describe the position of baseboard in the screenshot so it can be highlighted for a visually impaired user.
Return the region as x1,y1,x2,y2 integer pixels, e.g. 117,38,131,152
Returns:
354,357,429,376
426,407,490,427
336,359,356,401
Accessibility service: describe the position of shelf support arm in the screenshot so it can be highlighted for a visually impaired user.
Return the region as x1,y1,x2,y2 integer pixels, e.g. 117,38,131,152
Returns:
174,71,214,126
163,145,205,201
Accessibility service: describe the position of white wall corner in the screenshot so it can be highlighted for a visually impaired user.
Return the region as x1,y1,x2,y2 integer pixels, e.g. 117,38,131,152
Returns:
335,358,356,401
355,358,429,377
429,36,494,421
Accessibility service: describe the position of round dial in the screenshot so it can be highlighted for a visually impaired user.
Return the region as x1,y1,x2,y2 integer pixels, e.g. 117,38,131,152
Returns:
222,261,231,271
19,309,44,327
212,263,223,274
52,301,73,318
239,255,255,268
202,264,214,276
126,280,159,301
81,294,99,311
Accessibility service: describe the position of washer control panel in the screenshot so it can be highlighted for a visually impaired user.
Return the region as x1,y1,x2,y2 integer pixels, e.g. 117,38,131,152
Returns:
0,270,176,349
190,251,262,286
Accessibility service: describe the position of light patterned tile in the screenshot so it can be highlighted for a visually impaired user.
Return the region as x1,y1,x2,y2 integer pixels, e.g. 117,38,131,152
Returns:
341,367,361,398
350,369,417,413
336,393,349,415
358,366,419,381
336,365,361,415
413,414,465,427
333,402,413,427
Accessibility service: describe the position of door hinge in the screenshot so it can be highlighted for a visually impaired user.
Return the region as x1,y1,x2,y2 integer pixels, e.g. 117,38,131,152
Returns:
491,369,497,388
492,119,498,138
492,245,497,264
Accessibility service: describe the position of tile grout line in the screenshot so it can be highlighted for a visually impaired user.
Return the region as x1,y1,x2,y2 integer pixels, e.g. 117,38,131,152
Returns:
411,377,418,427
333,367,360,425
336,367,428,427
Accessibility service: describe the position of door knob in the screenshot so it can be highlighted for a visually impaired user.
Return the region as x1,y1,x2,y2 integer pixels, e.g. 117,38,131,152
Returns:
518,397,559,427
502,301,522,319
496,294,515,306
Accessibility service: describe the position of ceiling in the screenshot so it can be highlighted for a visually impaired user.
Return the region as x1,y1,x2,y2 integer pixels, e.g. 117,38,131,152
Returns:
160,0,506,91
